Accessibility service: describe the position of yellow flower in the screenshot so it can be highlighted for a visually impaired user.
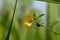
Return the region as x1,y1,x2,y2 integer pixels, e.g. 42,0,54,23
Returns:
24,14,34,27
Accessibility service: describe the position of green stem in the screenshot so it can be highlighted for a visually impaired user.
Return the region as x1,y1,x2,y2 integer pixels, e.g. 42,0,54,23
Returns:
6,0,17,40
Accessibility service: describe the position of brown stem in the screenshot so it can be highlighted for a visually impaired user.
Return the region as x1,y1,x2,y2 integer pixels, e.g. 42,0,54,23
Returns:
41,25,58,35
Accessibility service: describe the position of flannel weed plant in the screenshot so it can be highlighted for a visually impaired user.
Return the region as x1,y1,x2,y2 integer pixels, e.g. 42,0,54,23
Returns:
24,12,59,35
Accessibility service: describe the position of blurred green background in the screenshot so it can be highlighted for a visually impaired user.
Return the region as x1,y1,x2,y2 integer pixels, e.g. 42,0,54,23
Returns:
0,0,60,40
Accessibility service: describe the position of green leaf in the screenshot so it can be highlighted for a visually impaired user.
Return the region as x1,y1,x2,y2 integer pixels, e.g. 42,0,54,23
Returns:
37,14,44,19
33,13,36,20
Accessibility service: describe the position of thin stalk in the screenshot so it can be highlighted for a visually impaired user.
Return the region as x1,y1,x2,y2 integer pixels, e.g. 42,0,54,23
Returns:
6,0,17,40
